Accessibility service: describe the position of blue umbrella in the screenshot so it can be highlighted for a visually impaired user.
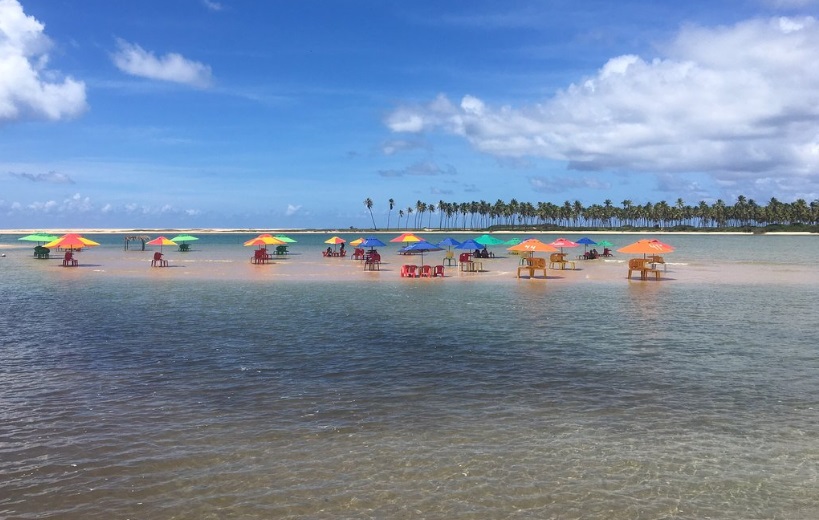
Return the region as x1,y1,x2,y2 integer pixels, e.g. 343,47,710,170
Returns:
454,239,483,251
576,237,597,254
359,236,386,249
437,237,461,248
399,240,443,266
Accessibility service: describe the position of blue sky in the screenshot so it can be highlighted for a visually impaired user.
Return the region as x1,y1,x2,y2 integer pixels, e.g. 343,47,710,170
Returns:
2,0,819,229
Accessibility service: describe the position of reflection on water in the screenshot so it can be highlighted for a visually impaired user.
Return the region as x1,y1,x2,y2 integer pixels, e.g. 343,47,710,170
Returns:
1,234,818,518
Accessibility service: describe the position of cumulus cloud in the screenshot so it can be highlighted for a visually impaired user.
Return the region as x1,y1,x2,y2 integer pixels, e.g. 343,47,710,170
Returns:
285,204,302,216
112,39,213,88
26,192,92,213
10,170,74,184
0,0,87,122
385,16,819,194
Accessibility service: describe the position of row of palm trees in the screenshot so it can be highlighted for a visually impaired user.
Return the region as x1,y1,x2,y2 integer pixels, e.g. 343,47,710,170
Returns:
364,196,819,230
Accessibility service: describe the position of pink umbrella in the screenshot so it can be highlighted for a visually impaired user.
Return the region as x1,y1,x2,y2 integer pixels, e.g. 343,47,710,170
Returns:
548,237,579,253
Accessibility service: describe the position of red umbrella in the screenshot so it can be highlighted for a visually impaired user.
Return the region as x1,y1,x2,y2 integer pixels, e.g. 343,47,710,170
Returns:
44,233,101,251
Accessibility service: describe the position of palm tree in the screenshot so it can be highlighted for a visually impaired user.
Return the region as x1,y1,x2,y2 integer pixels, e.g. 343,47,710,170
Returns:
364,198,377,230
387,198,395,230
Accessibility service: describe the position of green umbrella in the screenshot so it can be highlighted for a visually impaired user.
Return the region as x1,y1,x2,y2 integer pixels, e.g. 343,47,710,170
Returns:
19,233,59,243
274,234,297,243
596,240,614,248
474,234,506,246
170,234,199,243
505,237,522,245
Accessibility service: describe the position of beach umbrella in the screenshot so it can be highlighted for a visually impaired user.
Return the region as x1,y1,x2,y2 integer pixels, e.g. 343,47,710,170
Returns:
349,237,366,247
170,234,199,251
474,234,506,246
454,239,483,251
147,236,177,252
390,232,423,242
504,237,522,246
274,234,297,243
399,240,442,267
44,233,101,251
18,233,59,244
244,235,285,247
323,235,346,252
548,237,579,254
576,237,597,253
170,234,199,242
596,240,614,248
359,236,386,250
617,239,675,257
507,238,558,254
437,237,461,249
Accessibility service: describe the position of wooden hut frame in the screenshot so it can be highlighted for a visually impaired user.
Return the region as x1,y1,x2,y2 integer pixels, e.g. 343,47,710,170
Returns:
124,235,151,251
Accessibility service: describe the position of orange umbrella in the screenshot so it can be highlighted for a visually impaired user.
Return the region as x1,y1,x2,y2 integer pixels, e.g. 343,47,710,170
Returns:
324,236,346,245
44,233,100,251
617,239,675,256
349,237,366,247
507,239,558,253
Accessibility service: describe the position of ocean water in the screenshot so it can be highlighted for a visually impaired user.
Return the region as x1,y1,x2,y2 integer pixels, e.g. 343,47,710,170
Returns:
1,233,818,519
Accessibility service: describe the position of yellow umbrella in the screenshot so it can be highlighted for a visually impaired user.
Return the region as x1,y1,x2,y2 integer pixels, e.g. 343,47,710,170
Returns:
349,237,366,247
244,235,285,247
324,236,346,245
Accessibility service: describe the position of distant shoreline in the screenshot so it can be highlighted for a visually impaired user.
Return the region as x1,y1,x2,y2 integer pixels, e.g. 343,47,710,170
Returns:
1,228,816,236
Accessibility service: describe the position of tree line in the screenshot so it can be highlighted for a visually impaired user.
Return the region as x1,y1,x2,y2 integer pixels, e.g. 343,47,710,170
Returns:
363,196,819,231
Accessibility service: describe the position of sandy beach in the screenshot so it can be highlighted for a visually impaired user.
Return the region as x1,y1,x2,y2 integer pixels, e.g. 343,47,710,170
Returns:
3,232,816,287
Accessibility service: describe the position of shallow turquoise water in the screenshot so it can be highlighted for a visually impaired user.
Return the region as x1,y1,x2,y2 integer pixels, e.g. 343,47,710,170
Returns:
1,233,818,519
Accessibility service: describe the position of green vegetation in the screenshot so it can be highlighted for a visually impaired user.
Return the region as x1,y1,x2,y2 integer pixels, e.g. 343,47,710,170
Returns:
369,196,819,232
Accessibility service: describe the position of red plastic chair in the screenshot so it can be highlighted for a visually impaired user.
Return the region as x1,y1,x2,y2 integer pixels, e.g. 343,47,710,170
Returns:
63,251,78,267
458,252,472,264
433,265,445,277
419,265,432,277
364,252,381,270
401,264,418,277
151,251,167,267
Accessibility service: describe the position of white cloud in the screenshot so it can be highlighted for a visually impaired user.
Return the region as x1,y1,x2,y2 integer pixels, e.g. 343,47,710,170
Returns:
202,0,223,11
529,176,612,193
10,170,74,183
385,16,819,197
285,204,302,216
112,39,213,88
0,0,87,122
25,192,91,213
378,161,457,177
